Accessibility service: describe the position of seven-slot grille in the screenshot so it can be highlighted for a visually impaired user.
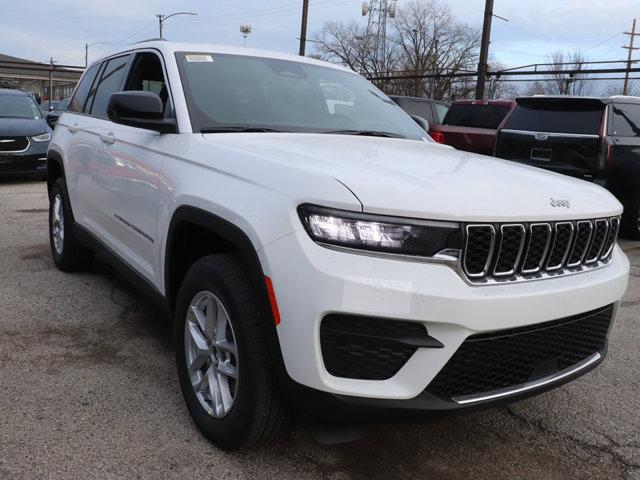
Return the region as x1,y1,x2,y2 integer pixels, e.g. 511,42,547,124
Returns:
0,136,29,152
462,217,619,281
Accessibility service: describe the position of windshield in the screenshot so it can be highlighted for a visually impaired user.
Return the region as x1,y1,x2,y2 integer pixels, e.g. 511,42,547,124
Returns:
0,93,43,119
175,52,425,139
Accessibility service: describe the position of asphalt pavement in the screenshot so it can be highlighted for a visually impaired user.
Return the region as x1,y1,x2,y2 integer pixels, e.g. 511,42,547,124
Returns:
0,179,639,480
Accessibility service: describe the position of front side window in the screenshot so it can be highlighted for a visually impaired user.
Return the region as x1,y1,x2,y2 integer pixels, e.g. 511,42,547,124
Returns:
404,100,435,124
88,55,131,118
124,52,170,113
68,63,101,113
610,103,640,137
0,93,42,119
434,103,449,123
175,52,424,139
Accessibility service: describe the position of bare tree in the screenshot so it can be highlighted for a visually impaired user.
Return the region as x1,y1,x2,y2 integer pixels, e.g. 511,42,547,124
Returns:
312,0,479,98
311,21,401,87
390,0,479,99
547,50,591,95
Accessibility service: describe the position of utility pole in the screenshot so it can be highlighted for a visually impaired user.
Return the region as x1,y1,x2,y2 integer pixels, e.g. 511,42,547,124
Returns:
157,12,197,40
475,0,494,99
48,57,54,108
299,0,310,56
623,18,638,96
157,14,164,39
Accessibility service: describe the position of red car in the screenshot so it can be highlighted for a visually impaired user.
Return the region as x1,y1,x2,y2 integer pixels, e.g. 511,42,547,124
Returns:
429,100,516,156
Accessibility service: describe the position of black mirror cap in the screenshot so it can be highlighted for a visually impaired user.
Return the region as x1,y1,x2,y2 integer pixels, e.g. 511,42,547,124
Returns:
107,91,176,133
410,115,429,133
46,112,59,129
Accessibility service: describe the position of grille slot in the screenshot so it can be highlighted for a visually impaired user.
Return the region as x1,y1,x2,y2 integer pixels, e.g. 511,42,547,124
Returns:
585,219,609,264
493,224,526,276
567,221,593,267
426,305,613,400
0,136,29,152
461,217,619,282
521,223,552,274
463,225,495,278
546,222,574,271
601,217,620,260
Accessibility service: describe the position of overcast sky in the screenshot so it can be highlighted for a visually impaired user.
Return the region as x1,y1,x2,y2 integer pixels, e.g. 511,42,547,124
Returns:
1,0,637,69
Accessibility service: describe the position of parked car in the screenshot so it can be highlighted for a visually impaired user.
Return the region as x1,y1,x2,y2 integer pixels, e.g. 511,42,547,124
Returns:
47,41,629,450
0,87,52,178
39,100,58,113
390,95,449,126
429,99,516,155
494,96,640,238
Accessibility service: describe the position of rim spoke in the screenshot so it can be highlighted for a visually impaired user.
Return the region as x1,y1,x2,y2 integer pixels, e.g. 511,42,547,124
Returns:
187,318,210,352
190,305,213,342
218,373,234,413
207,368,223,416
215,359,238,379
215,300,229,343
214,339,237,356
205,296,218,340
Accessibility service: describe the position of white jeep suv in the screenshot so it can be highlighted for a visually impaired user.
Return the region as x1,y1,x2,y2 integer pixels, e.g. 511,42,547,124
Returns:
47,41,629,450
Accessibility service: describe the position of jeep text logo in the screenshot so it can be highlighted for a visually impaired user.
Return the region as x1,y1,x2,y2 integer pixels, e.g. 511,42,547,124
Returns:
550,198,571,208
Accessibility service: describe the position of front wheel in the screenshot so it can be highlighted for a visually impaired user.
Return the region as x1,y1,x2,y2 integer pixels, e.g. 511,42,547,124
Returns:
175,254,290,450
48,178,94,271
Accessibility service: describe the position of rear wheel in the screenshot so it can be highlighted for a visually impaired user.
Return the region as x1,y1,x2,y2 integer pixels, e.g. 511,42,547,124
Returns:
48,178,94,271
175,254,290,450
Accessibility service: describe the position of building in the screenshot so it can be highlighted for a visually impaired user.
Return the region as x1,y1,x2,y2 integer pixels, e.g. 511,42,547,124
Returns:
0,53,82,102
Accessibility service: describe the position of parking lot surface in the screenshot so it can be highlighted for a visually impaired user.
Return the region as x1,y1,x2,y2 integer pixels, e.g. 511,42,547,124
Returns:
0,179,639,480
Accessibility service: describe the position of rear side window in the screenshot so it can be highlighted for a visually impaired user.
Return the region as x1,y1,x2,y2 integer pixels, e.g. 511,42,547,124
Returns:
442,104,510,129
610,104,640,137
505,103,604,135
88,55,131,118
403,100,435,124
68,63,101,113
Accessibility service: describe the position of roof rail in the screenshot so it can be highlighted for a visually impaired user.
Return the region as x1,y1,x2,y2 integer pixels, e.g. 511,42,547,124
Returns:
130,38,167,45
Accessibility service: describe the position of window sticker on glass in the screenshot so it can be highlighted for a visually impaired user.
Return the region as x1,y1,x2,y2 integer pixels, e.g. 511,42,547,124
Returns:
185,54,214,63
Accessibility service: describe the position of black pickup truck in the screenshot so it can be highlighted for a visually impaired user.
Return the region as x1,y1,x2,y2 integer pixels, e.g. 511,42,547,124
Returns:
495,96,640,239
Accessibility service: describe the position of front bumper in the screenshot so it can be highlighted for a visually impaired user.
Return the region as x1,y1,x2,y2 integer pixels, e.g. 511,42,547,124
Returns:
0,142,48,176
261,229,629,406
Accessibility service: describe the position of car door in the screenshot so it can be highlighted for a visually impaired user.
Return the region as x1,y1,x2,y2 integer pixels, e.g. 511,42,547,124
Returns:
85,50,174,283
58,61,103,223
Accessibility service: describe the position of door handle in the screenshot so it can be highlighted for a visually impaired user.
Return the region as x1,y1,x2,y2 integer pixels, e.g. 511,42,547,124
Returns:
67,123,78,133
99,132,116,145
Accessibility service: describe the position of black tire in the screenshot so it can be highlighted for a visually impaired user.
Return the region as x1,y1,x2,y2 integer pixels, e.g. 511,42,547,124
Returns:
621,201,640,240
175,254,290,450
48,177,94,271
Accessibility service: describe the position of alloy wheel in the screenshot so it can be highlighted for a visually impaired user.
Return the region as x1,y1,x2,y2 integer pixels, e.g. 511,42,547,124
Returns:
184,291,239,418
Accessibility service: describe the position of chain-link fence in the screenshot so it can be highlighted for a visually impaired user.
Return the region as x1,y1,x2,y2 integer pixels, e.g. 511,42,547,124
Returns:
371,70,640,102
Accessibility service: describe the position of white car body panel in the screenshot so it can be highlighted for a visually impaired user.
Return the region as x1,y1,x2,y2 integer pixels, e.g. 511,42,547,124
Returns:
50,41,630,402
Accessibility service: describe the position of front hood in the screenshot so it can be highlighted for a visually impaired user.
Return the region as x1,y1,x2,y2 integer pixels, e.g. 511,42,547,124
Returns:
202,133,622,222
0,118,47,137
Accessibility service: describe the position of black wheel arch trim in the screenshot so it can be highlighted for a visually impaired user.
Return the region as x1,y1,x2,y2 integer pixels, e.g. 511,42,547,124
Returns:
164,206,288,379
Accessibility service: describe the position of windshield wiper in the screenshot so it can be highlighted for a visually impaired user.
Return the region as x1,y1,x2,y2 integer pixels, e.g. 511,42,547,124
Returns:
324,129,404,139
201,126,286,133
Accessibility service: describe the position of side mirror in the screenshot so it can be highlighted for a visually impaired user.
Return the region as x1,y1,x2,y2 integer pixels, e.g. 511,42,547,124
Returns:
107,91,176,133
46,112,59,129
410,115,429,133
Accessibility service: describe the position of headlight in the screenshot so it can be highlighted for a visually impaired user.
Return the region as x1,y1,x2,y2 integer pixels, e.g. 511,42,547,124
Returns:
32,133,51,142
298,204,462,257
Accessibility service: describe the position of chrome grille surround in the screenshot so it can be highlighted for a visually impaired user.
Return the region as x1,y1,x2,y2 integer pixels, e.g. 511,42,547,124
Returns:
462,217,620,284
